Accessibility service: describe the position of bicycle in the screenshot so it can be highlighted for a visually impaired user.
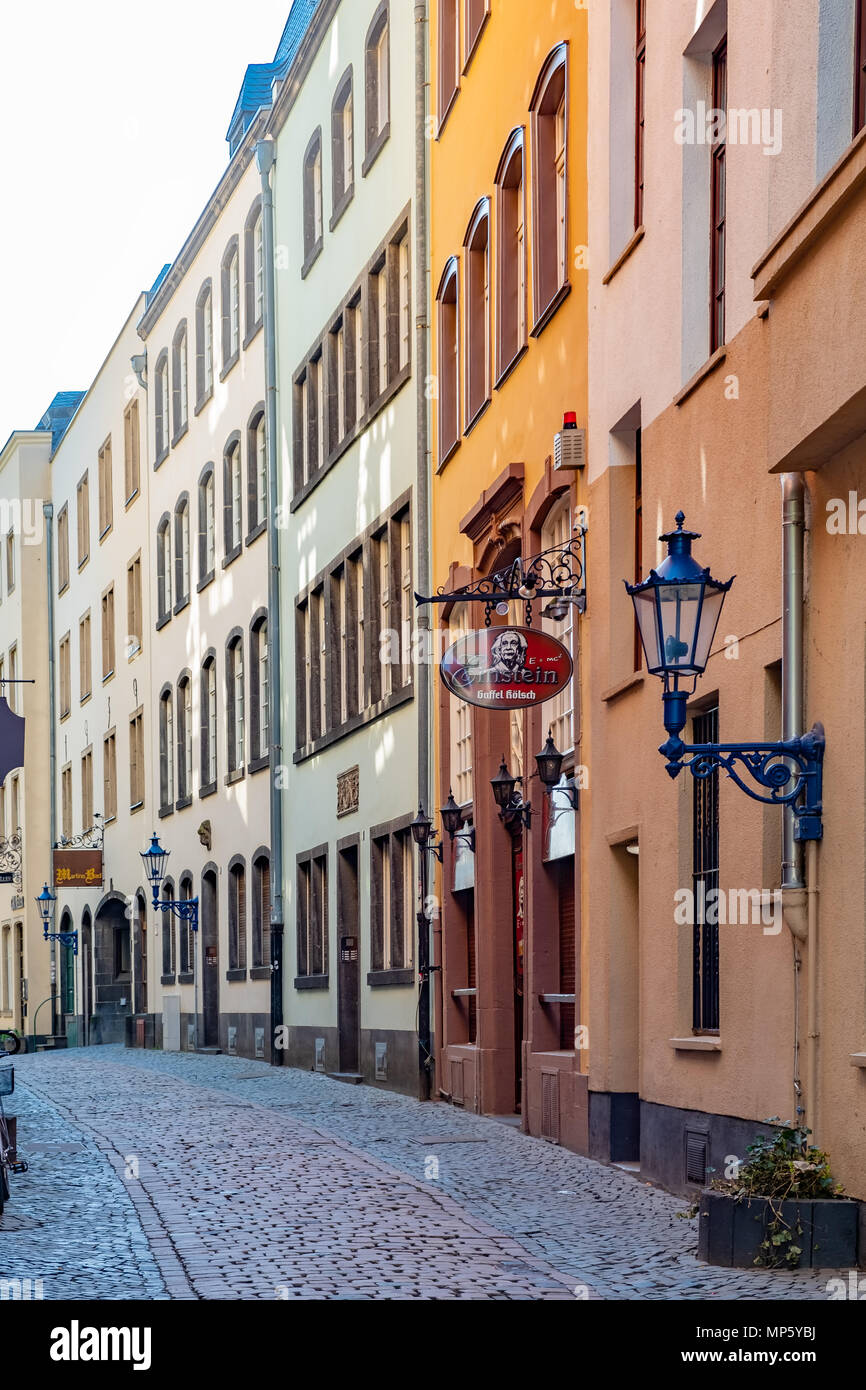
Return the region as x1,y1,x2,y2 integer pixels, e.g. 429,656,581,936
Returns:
0,1029,21,1056
0,1064,14,1214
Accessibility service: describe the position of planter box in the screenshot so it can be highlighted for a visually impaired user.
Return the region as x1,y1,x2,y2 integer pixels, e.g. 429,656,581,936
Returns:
698,1189,859,1268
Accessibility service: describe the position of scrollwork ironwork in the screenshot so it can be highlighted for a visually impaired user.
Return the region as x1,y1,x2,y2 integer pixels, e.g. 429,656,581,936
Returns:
415,528,587,627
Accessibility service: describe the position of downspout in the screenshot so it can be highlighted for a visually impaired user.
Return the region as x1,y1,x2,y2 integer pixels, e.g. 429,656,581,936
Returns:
256,136,285,1065
414,0,434,1100
43,502,57,1037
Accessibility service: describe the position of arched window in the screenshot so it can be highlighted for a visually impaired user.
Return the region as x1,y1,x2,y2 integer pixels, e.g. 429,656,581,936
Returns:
364,3,390,168
179,872,194,976
252,850,271,969
177,671,192,803
226,632,244,775
172,321,188,439
195,280,214,407
250,611,269,762
302,129,323,270
223,437,242,558
221,237,240,369
436,257,460,465
198,465,216,584
174,495,190,605
161,879,176,978
247,408,267,532
200,650,217,790
156,514,172,622
159,685,174,811
463,199,490,428
228,856,247,972
541,497,575,754
155,352,170,462
332,67,354,218
495,128,527,379
437,0,459,129
244,197,264,337
530,43,569,326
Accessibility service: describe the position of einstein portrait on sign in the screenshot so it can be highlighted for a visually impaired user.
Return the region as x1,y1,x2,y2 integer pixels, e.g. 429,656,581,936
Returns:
485,628,528,680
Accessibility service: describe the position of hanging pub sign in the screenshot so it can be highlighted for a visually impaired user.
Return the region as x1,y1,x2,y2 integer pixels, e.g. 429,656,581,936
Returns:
440,626,572,709
53,849,103,888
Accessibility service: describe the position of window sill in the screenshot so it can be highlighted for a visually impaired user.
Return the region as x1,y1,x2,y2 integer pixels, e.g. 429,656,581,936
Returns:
124,489,140,511
494,342,528,393
224,768,245,787
464,397,492,438
362,123,390,177
247,755,269,775
329,184,354,232
245,519,267,547
669,1037,722,1053
462,12,490,74
219,351,240,383
130,800,144,814
294,974,329,991
171,422,189,450
294,683,413,764
436,436,461,474
154,447,169,470
225,968,247,983
602,225,645,286
58,581,70,597
436,89,459,140
78,556,89,573
243,319,263,352
673,346,727,408
102,670,115,685
250,966,271,982
80,692,92,707
601,672,644,703
301,239,323,281
158,805,174,820
367,968,414,988
175,795,192,812
199,781,217,800
98,523,112,545
194,386,214,419
160,974,176,987
221,544,242,570
850,1053,866,1068
127,643,142,662
173,595,190,618
59,710,70,723
155,613,171,632
531,280,571,340
177,972,194,986
197,570,215,594
103,815,117,827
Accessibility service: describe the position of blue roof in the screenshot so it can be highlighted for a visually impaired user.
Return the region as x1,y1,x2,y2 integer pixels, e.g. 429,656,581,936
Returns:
226,0,321,154
35,391,86,453
146,263,172,307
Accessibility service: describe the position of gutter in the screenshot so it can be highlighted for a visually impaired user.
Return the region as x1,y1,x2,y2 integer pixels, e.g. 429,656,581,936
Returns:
256,137,285,1065
43,502,57,1036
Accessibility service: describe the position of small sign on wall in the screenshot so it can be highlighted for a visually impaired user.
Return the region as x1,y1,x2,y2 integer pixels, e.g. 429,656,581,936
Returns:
53,849,103,888
337,765,359,818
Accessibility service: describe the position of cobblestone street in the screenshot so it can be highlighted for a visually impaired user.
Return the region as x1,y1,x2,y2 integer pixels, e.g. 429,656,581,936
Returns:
0,1048,844,1300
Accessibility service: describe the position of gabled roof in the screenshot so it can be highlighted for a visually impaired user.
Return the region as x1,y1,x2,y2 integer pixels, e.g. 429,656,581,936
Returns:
225,0,321,155
35,391,86,453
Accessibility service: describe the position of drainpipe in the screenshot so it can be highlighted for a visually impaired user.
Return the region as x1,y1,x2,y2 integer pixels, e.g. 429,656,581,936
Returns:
256,136,284,1065
43,502,57,1038
414,0,434,1100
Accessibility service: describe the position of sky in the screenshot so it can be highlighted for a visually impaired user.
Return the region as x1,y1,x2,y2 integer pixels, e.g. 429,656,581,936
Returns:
0,0,294,447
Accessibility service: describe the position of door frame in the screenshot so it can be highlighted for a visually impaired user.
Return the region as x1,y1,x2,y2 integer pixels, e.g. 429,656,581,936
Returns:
336,835,361,1075
201,864,219,1047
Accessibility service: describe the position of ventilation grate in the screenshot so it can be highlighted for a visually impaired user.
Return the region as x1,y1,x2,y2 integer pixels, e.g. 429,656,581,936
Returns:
685,1128,709,1185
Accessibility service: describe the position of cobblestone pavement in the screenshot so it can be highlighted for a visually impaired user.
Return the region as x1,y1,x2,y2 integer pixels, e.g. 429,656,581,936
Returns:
2,1046,844,1300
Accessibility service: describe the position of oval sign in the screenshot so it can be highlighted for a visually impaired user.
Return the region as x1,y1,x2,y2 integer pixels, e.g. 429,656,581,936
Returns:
440,627,573,708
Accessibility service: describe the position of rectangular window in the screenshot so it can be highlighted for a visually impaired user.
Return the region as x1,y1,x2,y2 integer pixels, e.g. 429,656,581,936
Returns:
635,0,646,229
5,531,13,594
124,400,140,504
399,511,412,688
81,748,93,832
101,581,115,678
103,731,117,822
710,38,727,353
59,633,71,719
634,429,642,672
98,436,113,538
438,0,459,124
79,611,91,702
254,215,264,324
449,605,472,805
351,298,365,426
76,472,89,568
331,318,347,448
371,825,412,971
130,709,144,810
350,549,365,715
398,235,410,371
230,252,240,357
693,705,720,1032
127,555,142,657
61,764,72,840
57,505,69,592
297,849,328,978
7,646,16,713
375,262,389,397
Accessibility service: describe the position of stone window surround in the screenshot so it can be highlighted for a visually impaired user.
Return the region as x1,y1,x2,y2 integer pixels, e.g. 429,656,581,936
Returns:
301,126,324,279
248,607,269,776
463,196,491,435
154,350,170,467
363,1,391,176
494,125,529,389
194,279,214,415
222,431,244,568
435,255,460,468
199,646,218,799
245,401,268,543
330,64,355,231
529,40,571,338
295,842,329,987
368,810,415,986
171,319,189,448
243,195,264,348
175,667,193,810
219,235,241,380
197,462,216,591
226,852,247,980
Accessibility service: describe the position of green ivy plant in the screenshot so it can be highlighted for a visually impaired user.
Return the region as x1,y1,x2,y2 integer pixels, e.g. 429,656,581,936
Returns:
711,1119,844,1268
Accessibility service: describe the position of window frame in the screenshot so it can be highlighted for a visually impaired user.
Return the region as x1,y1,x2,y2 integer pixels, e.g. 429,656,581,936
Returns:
220,238,241,377
195,279,215,411
435,256,460,467
171,320,189,444
463,197,491,432
198,463,217,589
244,197,265,344
154,351,170,465
363,2,391,174
200,649,218,796
331,66,355,228
302,127,324,278
494,127,528,386
529,42,571,336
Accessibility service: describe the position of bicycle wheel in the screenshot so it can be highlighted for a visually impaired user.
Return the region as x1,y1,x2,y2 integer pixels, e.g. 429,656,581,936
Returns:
0,1032,20,1056
0,1160,8,1213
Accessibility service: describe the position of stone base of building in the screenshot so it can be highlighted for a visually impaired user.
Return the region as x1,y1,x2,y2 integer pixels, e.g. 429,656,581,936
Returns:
281,1024,419,1095
639,1099,779,1197
523,1051,588,1151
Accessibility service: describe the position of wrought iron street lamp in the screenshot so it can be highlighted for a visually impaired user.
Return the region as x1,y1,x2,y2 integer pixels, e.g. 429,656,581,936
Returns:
535,731,579,811
36,882,78,955
439,791,476,852
625,512,824,841
410,804,444,1101
140,833,201,1045
491,757,532,830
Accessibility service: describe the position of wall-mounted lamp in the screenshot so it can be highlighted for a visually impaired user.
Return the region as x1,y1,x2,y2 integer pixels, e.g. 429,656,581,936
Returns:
130,353,147,390
439,790,476,852
491,757,531,830
535,732,578,811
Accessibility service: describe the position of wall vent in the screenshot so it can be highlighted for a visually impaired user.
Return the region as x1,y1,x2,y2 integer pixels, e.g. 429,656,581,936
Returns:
450,1059,465,1106
541,1071,560,1143
685,1128,709,1185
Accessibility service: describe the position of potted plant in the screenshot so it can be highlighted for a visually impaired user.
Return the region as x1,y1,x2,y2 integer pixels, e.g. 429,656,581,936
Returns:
697,1120,859,1269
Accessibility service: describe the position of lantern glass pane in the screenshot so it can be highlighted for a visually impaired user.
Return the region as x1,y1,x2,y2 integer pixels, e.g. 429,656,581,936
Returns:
657,582,703,673
633,588,662,670
693,585,727,672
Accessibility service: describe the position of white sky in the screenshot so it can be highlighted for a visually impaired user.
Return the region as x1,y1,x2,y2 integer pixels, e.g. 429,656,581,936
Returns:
0,0,293,446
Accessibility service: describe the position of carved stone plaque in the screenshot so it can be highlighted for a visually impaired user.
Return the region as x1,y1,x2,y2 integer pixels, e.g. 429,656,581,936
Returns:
337,765,359,818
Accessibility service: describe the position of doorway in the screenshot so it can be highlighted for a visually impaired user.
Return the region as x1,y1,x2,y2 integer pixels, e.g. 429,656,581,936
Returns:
337,841,360,1075
512,839,525,1113
81,915,93,1044
201,868,219,1047
133,891,147,1016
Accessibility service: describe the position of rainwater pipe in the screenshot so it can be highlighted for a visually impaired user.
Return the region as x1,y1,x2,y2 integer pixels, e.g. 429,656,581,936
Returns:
44,501,58,1038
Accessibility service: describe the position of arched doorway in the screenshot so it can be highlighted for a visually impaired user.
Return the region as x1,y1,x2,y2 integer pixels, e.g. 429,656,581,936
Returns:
133,890,148,1016
201,866,219,1047
58,910,75,1036
81,909,93,1045
93,893,132,1044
